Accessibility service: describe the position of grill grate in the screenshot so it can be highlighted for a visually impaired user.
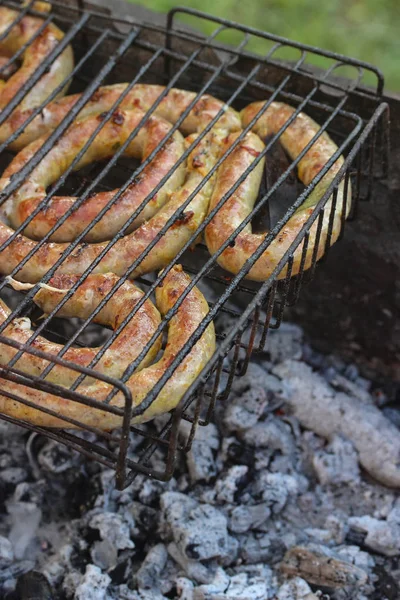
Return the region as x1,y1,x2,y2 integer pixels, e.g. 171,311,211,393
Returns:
0,0,390,488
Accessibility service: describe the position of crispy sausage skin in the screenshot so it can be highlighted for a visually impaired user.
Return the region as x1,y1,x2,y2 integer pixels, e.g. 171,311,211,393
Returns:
1,110,186,242
205,102,351,281
0,273,161,388
0,266,216,429
0,7,74,143
0,129,226,282
4,83,241,151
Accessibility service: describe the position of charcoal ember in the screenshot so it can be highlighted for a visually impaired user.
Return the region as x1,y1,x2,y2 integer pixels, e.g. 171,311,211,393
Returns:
62,571,82,599
223,386,269,432
273,360,400,488
239,532,286,565
130,474,176,505
88,511,135,551
0,467,27,485
161,492,229,561
42,543,76,588
7,501,42,559
280,544,369,589
186,423,220,483
219,535,239,568
348,512,400,557
0,535,13,567
13,481,46,506
229,503,271,534
154,556,183,595
304,514,348,546
336,545,375,574
168,542,219,585
73,564,111,600
115,588,168,600
263,322,303,364
161,492,198,535
238,416,297,459
90,539,118,571
277,576,319,599
0,560,35,589
135,543,168,591
127,502,158,537
312,435,361,485
37,441,76,474
249,471,306,513
192,564,271,600
176,577,195,599
214,466,249,504
15,570,54,600
190,566,230,599
0,453,13,469
230,363,288,400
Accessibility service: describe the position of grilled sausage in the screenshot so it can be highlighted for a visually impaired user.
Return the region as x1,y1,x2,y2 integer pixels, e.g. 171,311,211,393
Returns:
0,130,225,282
4,83,241,151
0,6,74,145
0,265,216,429
0,273,161,388
1,110,186,242
205,102,351,281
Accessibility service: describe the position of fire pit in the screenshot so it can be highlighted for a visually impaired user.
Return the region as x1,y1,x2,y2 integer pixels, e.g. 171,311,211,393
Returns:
0,1,399,597
0,0,389,487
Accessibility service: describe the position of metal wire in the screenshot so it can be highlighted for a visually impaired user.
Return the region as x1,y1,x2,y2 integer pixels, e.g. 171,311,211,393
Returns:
0,0,389,488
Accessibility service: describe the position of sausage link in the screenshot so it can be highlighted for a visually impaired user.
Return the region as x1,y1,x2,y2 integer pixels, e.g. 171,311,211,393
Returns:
205,102,351,281
0,265,216,429
1,110,186,242
0,7,74,143
4,83,241,151
0,130,225,282
0,273,161,388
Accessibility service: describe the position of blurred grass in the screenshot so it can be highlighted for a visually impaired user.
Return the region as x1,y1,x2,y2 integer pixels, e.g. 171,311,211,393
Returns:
128,0,400,92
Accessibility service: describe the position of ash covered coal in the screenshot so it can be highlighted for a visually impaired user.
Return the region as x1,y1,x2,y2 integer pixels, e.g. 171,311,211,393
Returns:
0,323,400,599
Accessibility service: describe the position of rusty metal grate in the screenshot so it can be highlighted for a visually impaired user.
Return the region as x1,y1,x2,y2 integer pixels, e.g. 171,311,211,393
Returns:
0,0,390,488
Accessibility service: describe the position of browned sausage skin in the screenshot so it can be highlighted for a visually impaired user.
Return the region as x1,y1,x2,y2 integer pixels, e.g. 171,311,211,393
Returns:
205,102,351,281
1,110,186,242
4,83,241,151
0,129,226,282
1,273,162,388
0,266,216,430
0,6,74,144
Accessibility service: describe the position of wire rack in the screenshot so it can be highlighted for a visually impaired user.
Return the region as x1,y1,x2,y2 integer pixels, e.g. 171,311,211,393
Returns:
0,0,389,488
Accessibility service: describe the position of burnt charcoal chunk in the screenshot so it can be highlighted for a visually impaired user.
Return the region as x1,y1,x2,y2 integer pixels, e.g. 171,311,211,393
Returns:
15,571,54,600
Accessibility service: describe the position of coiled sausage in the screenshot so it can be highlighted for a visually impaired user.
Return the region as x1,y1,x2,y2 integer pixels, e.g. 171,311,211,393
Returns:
1,110,186,242
3,83,241,151
0,265,216,429
205,102,350,281
1,273,161,388
0,6,74,146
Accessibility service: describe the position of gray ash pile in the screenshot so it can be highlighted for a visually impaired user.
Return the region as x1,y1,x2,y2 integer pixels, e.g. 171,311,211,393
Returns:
0,322,399,600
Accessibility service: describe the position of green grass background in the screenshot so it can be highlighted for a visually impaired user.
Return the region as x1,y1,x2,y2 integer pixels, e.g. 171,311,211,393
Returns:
129,0,400,92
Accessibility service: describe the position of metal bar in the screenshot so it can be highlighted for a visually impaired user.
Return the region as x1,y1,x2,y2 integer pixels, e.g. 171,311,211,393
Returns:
0,28,110,152
6,28,260,374
66,55,347,397
170,102,387,430
0,13,90,129
168,6,385,95
0,14,53,75
0,0,37,42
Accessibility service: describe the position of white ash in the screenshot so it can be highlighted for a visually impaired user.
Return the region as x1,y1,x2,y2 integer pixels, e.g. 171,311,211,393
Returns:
312,435,361,486
74,564,111,600
0,320,399,599
273,359,400,488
